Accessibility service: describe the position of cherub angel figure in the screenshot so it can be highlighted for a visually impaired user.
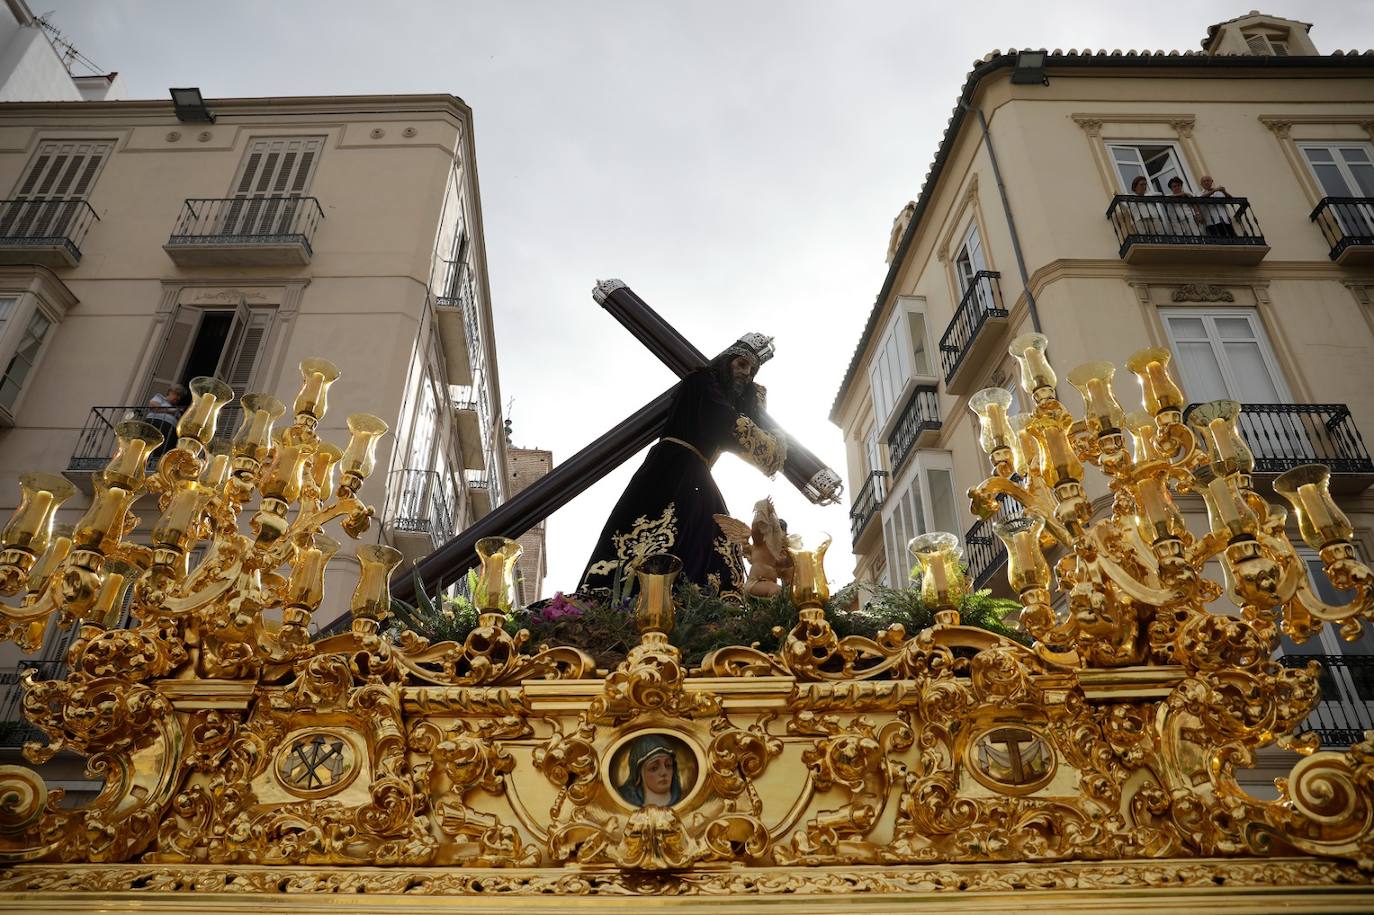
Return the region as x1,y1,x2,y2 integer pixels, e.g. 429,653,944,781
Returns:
714,498,794,598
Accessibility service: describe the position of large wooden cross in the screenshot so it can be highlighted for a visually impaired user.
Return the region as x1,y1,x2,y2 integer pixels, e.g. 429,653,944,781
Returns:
391,280,843,602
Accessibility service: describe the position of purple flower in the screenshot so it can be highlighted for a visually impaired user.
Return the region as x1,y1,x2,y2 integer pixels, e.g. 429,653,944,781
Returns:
540,592,584,623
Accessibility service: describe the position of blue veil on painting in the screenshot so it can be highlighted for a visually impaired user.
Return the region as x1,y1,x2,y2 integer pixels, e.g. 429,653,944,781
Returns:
615,734,683,807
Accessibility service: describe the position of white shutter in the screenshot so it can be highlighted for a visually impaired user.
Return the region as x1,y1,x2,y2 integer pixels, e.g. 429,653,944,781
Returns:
12,140,111,200
226,137,323,234
144,309,202,402
1245,34,1273,55
4,140,110,239
216,309,273,397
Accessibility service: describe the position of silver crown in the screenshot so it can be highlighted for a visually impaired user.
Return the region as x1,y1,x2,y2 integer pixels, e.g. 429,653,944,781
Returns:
723,332,776,366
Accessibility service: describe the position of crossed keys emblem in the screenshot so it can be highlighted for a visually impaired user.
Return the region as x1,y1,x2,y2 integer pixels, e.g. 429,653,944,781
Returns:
280,734,349,791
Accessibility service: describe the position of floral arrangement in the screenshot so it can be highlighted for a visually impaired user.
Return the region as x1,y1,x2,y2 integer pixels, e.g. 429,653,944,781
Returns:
389,572,1025,670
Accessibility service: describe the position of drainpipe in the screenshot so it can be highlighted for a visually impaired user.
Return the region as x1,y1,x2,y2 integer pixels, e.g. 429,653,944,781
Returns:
963,103,1042,334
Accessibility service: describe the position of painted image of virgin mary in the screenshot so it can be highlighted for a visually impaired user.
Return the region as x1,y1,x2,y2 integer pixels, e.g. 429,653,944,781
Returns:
615,734,682,807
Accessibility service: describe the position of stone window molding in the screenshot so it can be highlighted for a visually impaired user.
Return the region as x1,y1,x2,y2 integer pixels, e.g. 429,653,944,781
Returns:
0,266,78,426
1070,113,1205,198
127,279,309,407
1258,116,1374,208
934,175,995,309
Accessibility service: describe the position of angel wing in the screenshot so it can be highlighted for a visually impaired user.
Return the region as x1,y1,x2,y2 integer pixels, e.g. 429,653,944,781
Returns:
713,513,754,546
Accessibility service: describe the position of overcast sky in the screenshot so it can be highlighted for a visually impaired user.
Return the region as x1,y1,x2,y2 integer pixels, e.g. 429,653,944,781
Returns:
44,0,1374,594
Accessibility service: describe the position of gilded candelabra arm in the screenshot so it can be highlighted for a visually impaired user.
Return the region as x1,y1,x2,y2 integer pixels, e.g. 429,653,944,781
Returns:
968,475,1072,549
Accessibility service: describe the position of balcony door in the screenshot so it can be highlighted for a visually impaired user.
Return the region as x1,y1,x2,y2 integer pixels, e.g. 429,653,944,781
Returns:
144,303,273,403
953,224,990,312
1159,309,1324,463
0,139,111,239
1301,144,1374,237
223,136,323,237
1108,142,1190,194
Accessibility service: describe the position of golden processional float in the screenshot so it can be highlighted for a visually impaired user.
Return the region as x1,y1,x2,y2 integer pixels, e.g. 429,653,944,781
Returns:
0,335,1370,913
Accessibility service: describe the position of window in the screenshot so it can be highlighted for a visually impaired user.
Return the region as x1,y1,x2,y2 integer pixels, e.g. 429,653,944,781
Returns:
407,383,438,471
880,453,961,588
1160,309,1288,404
0,139,112,240
1108,142,1190,194
223,136,324,236
1301,144,1374,237
1277,552,1374,727
0,308,51,409
144,303,274,402
867,299,934,432
1243,31,1289,56
862,423,882,477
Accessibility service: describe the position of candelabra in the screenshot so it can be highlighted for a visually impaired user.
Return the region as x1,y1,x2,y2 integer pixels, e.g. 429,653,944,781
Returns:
958,333,1373,670
0,359,390,673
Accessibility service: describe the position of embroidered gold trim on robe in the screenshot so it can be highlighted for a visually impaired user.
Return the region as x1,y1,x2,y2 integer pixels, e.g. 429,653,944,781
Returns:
733,417,787,477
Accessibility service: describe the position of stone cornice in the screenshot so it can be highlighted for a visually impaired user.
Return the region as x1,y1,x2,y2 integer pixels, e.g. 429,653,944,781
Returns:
0,94,472,126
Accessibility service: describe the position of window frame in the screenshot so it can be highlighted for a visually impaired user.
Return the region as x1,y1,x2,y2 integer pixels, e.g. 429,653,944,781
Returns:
1106,140,1195,194
880,450,961,588
0,289,61,425
141,302,277,405
1159,307,1291,405
870,296,936,442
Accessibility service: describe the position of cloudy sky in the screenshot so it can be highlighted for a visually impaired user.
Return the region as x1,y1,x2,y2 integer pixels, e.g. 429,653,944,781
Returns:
46,0,1374,593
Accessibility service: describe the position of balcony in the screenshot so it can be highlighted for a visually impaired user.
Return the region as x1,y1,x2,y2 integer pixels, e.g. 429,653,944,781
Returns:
164,196,323,266
939,271,1007,394
65,403,242,493
1310,197,1374,265
386,469,456,563
0,198,99,268
467,472,492,518
1278,654,1374,748
454,397,488,471
848,470,887,549
434,293,478,386
1189,402,1374,493
0,660,63,747
1106,195,1268,266
887,386,942,472
964,494,1025,590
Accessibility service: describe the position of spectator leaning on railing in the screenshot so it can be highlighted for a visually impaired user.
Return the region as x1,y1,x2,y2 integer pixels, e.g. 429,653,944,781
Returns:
1166,176,1204,236
145,384,187,458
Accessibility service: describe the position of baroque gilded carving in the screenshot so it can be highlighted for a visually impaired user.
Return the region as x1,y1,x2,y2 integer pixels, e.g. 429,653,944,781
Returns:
0,349,1373,902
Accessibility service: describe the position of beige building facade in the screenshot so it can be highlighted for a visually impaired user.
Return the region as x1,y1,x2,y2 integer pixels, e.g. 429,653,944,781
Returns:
832,12,1374,760
0,92,511,751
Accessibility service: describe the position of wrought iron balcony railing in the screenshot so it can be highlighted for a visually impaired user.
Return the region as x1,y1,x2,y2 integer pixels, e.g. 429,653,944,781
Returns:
849,470,888,545
887,385,942,472
1310,197,1374,261
939,271,1006,386
0,660,63,747
1278,653,1374,748
166,196,324,256
0,198,99,266
1187,402,1374,476
67,403,242,475
963,493,1025,588
388,469,456,545
1106,195,1266,258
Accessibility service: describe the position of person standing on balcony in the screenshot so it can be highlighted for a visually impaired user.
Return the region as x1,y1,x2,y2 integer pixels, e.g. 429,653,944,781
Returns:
145,384,186,458
1198,176,1237,238
1166,176,1203,236
1125,175,1163,237
579,335,787,601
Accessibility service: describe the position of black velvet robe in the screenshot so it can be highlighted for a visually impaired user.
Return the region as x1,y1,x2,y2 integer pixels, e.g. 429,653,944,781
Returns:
580,368,787,597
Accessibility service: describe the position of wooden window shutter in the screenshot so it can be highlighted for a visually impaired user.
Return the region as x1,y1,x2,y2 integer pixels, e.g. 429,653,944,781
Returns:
6,141,111,238
216,308,274,397
144,308,201,402
228,137,322,234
